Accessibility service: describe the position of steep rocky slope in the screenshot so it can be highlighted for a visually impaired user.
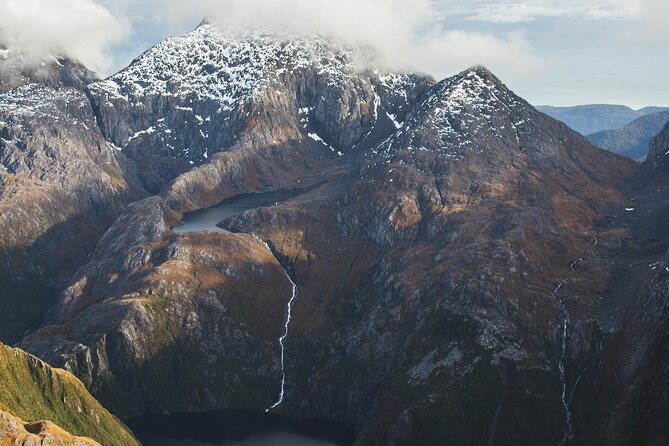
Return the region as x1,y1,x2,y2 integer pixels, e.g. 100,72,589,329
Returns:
22,28,640,444
570,145,669,446
586,110,669,160
0,81,136,343
0,343,139,446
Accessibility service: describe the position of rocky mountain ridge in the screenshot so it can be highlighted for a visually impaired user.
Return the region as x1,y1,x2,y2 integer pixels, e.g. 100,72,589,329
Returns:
0,411,100,446
87,22,432,196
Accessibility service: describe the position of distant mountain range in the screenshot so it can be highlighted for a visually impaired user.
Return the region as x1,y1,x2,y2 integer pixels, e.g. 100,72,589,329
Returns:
538,105,669,160
586,111,669,160
537,104,669,135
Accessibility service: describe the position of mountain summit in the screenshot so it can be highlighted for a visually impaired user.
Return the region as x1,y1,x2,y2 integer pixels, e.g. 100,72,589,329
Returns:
88,22,433,196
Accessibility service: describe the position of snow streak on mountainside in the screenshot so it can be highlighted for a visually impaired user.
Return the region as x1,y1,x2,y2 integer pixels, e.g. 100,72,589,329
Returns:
0,84,88,127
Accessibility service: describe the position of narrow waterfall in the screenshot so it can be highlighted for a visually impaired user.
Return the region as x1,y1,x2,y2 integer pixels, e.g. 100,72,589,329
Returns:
557,296,573,445
550,281,573,445
253,236,299,412
553,231,599,445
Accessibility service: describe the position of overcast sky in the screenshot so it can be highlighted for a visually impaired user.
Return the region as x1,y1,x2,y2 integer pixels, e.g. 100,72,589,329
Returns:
1,0,667,108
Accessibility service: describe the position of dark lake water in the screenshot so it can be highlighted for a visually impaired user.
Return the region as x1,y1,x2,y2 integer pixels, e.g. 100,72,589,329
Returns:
128,411,355,446
172,190,302,233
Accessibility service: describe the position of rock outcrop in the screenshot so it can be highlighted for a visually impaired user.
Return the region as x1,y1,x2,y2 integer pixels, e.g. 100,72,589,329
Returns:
0,411,100,446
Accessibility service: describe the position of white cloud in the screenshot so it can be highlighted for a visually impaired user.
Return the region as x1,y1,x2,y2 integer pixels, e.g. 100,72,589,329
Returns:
0,0,544,80
453,0,642,23
0,0,130,73
113,0,541,79
639,0,669,41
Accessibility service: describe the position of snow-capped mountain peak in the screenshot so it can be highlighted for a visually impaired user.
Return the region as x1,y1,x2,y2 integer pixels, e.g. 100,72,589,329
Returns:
92,22,368,111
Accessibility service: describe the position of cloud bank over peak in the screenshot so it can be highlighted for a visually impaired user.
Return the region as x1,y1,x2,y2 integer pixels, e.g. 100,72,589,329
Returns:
0,0,667,106
0,0,128,73
0,0,542,81
196,0,541,78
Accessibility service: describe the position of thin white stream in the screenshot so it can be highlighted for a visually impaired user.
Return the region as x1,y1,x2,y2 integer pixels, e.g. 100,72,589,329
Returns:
558,304,573,445
551,281,573,445
553,230,599,444
254,236,299,412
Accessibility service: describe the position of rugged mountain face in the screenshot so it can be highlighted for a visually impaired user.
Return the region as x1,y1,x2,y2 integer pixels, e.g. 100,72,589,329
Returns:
25,197,301,417
0,343,139,446
1,15,667,446
18,21,645,445
217,68,637,444
0,73,136,343
537,104,669,135
586,110,669,160
87,23,431,196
